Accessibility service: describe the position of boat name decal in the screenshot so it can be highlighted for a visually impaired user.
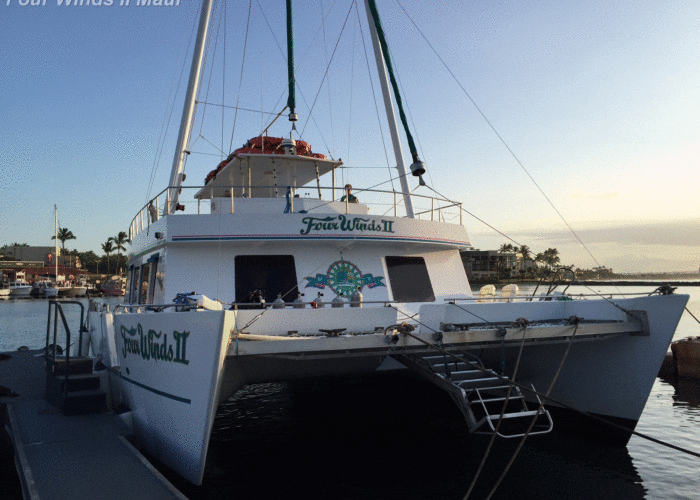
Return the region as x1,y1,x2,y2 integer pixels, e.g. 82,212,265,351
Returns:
300,215,394,236
120,324,190,365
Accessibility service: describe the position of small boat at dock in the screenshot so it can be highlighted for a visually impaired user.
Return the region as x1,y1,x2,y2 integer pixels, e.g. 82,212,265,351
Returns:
31,280,58,298
7,280,32,298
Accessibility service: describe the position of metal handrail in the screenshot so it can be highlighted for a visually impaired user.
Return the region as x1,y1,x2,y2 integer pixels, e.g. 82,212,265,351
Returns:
45,300,85,395
130,183,464,239
115,299,400,312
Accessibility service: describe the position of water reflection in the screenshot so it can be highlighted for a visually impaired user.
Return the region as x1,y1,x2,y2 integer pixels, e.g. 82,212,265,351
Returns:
673,379,700,408
160,372,646,500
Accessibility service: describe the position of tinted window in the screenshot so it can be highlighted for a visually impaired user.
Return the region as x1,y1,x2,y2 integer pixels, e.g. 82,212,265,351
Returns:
385,256,435,302
139,263,150,304
235,255,298,304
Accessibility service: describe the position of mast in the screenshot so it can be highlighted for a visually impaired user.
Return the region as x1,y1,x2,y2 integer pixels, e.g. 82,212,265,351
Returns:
286,0,298,123
364,0,426,219
166,0,215,215
54,205,58,280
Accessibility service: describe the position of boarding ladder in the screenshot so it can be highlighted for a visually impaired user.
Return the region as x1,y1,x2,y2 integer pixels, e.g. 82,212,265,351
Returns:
44,300,107,415
393,352,553,438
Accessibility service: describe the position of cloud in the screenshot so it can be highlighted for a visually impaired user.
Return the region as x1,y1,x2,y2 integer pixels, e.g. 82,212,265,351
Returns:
515,219,700,247
469,219,700,272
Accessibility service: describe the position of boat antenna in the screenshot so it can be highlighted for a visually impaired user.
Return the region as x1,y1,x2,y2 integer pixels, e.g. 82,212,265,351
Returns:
286,0,298,128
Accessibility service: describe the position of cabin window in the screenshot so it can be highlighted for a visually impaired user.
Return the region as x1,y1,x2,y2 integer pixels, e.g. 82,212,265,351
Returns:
146,254,159,304
385,256,435,302
127,265,136,304
234,255,298,305
139,263,150,304
147,262,158,304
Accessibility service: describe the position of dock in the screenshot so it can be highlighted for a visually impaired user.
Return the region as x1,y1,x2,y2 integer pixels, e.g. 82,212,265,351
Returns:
0,348,188,500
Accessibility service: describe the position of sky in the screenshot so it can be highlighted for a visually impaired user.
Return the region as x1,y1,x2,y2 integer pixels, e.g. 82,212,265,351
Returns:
1,0,698,273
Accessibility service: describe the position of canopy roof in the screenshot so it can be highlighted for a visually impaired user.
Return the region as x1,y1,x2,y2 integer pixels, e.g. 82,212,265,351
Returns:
195,153,343,199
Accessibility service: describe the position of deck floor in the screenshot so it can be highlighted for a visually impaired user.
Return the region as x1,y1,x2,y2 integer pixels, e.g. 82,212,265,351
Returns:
0,349,188,500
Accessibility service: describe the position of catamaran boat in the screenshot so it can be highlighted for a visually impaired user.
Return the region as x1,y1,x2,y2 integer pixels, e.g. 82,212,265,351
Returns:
85,0,688,486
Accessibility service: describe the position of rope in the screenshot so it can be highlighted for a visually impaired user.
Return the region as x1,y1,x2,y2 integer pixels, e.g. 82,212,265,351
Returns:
483,318,580,500
464,322,530,500
386,305,700,460
684,306,700,326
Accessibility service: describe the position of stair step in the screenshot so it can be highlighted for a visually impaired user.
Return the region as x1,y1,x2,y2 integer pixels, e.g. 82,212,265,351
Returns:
457,377,504,388
478,395,525,403
49,357,94,375
59,373,101,393
433,362,473,372
446,370,494,382
63,390,107,416
487,410,545,420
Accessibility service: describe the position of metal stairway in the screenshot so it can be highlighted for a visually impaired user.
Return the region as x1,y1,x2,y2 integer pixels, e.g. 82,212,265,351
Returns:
393,352,553,438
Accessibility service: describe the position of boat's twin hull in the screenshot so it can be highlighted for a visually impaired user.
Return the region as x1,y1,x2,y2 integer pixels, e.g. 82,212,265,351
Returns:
91,293,688,484
109,310,234,485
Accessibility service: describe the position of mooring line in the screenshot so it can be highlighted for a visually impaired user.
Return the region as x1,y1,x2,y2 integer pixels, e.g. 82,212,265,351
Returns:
385,306,700,460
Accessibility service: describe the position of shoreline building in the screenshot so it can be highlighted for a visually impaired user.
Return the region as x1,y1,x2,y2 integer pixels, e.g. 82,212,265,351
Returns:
460,249,518,281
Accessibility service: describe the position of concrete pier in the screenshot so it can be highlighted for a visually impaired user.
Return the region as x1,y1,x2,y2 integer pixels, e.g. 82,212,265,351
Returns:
0,349,188,500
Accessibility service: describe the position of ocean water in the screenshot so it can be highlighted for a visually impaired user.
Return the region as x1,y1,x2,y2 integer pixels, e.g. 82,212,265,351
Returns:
1,286,699,499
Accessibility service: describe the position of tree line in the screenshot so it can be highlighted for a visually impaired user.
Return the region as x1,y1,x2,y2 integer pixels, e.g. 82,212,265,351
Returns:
497,243,615,280
0,230,131,276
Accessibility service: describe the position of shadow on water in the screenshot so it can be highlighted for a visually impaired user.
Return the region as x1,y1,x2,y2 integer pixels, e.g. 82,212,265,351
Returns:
155,371,646,500
672,379,700,408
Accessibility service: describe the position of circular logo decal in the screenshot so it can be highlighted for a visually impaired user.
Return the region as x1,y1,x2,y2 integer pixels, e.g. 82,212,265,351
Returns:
327,260,362,297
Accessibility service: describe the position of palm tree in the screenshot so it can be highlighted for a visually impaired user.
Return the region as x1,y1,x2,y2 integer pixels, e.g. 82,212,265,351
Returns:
543,248,560,268
52,228,76,265
101,240,114,274
110,231,130,257
499,243,514,253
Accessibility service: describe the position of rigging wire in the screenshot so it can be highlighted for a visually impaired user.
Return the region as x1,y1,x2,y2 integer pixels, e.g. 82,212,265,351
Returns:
344,2,358,187
195,0,224,144
228,0,253,154
320,0,336,158
392,0,607,273
144,10,199,205
253,0,336,158
390,48,436,189
355,2,394,192
300,0,356,138
221,0,226,158
388,306,700,461
198,101,280,116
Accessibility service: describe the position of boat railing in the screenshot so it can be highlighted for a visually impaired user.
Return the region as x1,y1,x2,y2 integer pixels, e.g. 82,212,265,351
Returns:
130,184,463,239
45,300,87,396
115,299,402,313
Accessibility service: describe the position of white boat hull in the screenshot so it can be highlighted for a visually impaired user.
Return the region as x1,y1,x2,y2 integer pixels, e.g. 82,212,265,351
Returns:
90,292,687,483
106,310,235,485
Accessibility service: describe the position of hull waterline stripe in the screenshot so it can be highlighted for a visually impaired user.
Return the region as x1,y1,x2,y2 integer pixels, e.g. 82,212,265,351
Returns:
113,369,192,404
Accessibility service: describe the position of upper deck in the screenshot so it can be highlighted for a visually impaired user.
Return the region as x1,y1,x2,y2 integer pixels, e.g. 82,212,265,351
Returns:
129,152,470,254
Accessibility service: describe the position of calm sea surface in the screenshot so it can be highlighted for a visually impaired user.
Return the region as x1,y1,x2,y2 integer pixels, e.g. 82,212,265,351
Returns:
1,285,699,499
